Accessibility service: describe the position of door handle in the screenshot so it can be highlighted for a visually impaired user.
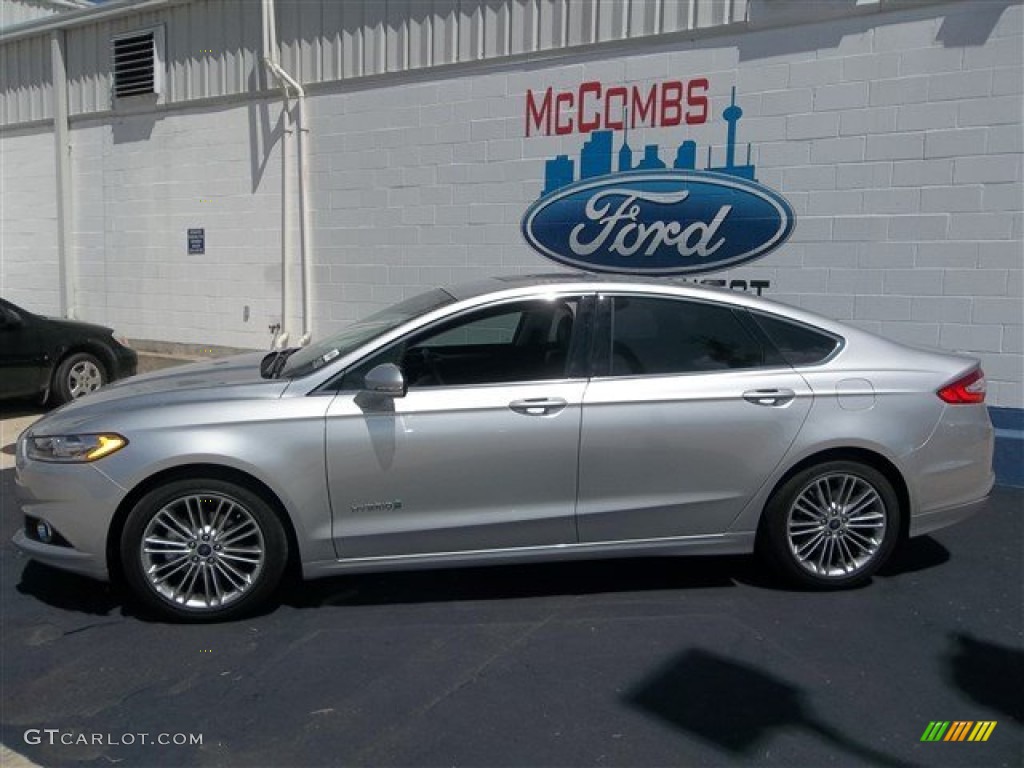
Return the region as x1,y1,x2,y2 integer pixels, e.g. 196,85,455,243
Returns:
743,388,796,407
509,397,568,416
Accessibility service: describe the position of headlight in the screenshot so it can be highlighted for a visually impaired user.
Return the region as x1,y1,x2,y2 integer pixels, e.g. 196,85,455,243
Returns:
26,434,128,463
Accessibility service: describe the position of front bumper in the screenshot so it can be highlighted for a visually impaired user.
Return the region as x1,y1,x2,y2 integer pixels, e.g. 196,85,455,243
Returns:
12,529,109,581
13,455,127,583
112,345,138,380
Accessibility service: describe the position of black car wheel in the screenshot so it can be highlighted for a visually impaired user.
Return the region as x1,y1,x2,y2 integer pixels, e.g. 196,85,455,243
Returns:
120,478,288,622
760,461,900,589
52,352,106,404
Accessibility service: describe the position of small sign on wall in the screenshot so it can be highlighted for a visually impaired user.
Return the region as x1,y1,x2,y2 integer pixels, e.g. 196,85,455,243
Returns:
188,228,205,255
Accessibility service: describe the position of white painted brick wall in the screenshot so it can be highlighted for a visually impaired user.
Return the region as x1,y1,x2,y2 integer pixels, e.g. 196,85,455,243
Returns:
300,0,1022,407
1,129,60,314
64,102,289,348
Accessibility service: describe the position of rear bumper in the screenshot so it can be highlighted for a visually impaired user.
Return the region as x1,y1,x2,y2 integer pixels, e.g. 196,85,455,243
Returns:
905,403,994,527
909,485,992,538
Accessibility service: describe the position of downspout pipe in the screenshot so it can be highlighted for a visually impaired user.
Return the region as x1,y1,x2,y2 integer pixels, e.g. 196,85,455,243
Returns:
51,29,75,319
261,0,289,349
261,0,313,347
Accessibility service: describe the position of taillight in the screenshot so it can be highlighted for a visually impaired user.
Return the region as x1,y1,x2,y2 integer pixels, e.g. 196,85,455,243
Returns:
937,368,986,404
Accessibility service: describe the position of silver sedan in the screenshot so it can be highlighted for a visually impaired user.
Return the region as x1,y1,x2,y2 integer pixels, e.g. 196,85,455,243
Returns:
14,275,994,621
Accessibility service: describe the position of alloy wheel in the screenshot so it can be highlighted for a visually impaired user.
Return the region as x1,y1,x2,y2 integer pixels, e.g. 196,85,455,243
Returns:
139,493,266,609
68,359,104,398
785,472,887,578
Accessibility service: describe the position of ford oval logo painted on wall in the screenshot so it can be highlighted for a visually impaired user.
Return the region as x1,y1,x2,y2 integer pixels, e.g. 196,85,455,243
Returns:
522,172,794,275
521,88,796,276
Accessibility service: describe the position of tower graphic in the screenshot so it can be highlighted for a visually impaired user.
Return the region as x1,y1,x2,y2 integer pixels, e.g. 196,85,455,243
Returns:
723,88,742,169
580,130,612,179
674,140,697,170
710,86,755,180
543,155,574,195
618,107,633,172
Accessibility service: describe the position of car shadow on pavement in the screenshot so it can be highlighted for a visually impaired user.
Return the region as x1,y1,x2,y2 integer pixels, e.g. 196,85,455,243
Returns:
13,553,754,622
280,554,759,609
878,535,951,577
13,541,956,620
625,648,914,767
0,401,48,419
16,562,128,618
294,516,969,609
946,632,1024,725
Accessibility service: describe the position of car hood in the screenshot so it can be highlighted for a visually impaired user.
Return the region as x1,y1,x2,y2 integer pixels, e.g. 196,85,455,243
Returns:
105,351,273,393
43,315,114,337
31,352,289,434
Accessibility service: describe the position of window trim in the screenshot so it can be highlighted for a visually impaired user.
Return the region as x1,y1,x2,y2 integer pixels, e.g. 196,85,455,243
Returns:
592,292,797,380
321,293,596,393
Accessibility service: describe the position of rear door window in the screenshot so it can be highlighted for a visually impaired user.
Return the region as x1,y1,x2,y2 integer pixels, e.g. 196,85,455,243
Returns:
601,296,768,376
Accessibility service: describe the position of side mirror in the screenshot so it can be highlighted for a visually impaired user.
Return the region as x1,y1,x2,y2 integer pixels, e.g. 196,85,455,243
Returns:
363,363,406,398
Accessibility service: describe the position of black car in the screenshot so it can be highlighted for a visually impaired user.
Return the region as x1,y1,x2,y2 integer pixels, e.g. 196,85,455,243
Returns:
0,298,137,405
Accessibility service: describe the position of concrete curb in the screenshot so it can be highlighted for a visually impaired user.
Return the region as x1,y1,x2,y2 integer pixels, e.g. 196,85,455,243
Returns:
0,412,41,470
135,352,202,375
1,743,43,768
127,339,255,359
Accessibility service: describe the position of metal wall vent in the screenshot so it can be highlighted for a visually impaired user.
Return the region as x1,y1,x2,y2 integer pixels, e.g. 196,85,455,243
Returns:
112,31,157,98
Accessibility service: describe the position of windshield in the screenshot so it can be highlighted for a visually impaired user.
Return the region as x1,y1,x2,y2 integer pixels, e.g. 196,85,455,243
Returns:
279,288,456,378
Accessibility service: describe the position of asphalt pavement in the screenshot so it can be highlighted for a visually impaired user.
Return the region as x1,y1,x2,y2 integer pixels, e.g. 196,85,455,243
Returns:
0,404,1021,767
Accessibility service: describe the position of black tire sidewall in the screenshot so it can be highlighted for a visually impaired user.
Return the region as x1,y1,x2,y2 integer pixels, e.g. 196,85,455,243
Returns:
53,352,106,404
120,477,288,622
762,460,900,589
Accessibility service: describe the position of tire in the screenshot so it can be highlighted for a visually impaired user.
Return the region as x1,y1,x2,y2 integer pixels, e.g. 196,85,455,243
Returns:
120,478,288,622
759,460,900,589
52,352,106,404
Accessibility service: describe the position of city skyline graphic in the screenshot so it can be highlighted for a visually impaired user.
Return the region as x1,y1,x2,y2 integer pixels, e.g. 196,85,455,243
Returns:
542,86,757,197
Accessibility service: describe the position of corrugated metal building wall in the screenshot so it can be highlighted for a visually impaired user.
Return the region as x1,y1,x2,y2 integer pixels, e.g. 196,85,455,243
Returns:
0,30,51,122
0,0,91,125
0,0,89,30
2,0,748,125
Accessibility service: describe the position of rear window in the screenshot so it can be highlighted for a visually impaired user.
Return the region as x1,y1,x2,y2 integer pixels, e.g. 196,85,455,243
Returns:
753,313,841,366
607,297,767,375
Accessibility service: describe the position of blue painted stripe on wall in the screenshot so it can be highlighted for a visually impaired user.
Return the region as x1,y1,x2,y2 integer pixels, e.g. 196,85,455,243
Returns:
990,407,1023,489
990,406,1024,431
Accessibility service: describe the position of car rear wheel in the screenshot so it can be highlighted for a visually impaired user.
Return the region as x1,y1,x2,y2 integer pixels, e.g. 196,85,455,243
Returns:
761,461,900,589
120,478,288,622
52,352,106,404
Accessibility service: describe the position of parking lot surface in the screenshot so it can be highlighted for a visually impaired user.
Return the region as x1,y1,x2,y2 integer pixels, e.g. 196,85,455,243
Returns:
1,407,1021,767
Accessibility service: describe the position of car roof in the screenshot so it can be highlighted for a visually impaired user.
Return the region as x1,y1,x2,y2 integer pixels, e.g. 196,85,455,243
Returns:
0,297,31,315
447,272,732,299
444,271,839,330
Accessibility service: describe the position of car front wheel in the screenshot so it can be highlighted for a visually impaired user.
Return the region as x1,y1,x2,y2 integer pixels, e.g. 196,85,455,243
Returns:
761,461,900,589
52,352,106,404
120,478,288,621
